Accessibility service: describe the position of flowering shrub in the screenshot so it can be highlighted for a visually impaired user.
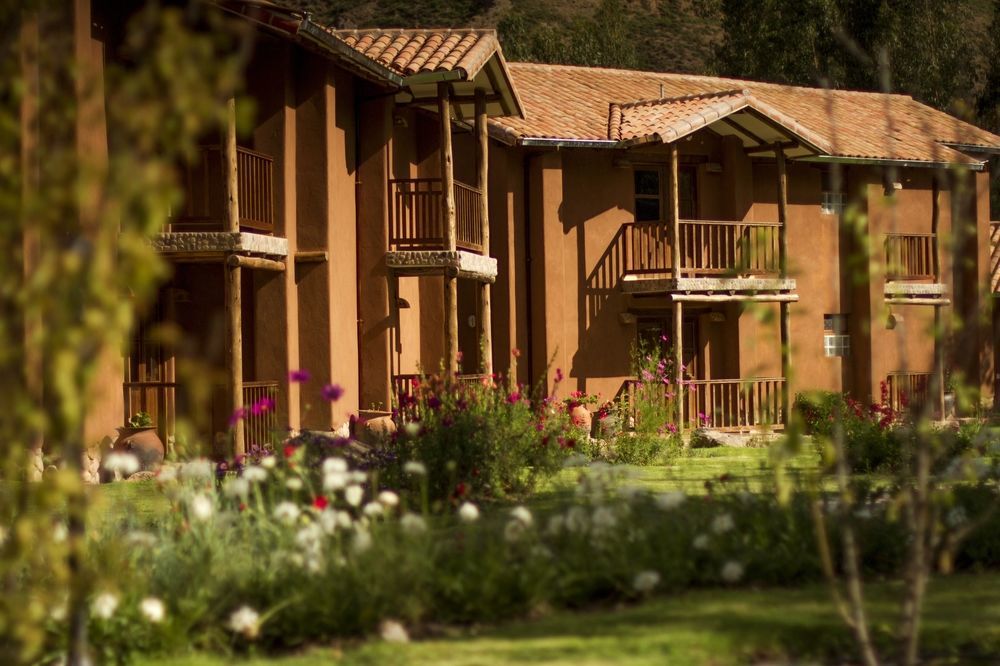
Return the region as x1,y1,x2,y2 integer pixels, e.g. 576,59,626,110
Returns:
382,373,575,506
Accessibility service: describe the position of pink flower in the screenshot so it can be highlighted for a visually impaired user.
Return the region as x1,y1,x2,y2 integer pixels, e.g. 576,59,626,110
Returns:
321,383,344,402
288,369,311,383
512,348,521,358
506,391,521,404
251,397,275,415
228,407,248,427
555,368,564,383
666,423,678,434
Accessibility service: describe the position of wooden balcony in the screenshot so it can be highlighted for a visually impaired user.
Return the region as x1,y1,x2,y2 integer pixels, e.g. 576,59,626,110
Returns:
391,373,491,410
885,371,931,412
389,178,484,254
884,233,937,281
623,219,781,277
123,379,280,450
167,145,275,234
622,377,784,432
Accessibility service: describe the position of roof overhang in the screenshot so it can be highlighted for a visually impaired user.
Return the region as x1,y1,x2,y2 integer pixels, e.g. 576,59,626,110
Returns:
799,155,986,171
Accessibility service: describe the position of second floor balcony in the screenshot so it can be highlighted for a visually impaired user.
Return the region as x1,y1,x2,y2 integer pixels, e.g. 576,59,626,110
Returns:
884,232,937,282
167,145,276,235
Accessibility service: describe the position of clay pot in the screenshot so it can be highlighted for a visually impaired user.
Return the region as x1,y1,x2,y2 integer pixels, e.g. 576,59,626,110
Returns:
569,405,593,433
112,426,165,472
355,415,397,446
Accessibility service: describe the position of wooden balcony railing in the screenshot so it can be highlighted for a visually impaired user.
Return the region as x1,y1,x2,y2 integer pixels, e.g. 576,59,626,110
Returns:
168,145,275,234
622,220,781,277
123,379,279,450
391,373,492,409
885,371,931,412
388,178,484,254
990,222,1000,293
884,233,937,281
620,377,784,431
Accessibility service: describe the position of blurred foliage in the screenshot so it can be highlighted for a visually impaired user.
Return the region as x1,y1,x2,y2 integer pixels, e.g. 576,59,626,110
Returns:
0,2,242,663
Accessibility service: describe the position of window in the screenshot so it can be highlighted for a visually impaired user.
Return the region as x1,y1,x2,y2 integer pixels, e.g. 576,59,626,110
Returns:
820,170,845,215
823,314,850,357
633,166,697,223
634,169,661,222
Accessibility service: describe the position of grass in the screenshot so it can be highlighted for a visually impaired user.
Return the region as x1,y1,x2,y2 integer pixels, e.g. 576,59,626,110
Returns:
138,572,1000,665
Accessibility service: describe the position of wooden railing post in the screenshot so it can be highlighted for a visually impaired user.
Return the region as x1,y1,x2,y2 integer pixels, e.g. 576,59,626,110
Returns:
674,301,684,432
780,301,791,422
934,305,946,419
439,83,459,374
223,96,245,457
669,144,680,278
932,176,941,282
775,144,788,278
475,89,493,375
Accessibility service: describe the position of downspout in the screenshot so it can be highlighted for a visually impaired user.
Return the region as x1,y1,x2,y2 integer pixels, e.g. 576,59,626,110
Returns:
354,87,363,409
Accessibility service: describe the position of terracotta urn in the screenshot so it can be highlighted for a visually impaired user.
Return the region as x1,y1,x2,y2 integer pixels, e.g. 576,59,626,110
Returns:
569,404,593,433
112,426,165,473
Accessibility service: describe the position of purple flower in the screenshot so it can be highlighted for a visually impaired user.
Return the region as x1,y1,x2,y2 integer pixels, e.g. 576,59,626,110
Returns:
251,397,276,415
427,395,442,410
229,407,248,427
555,368,564,383
289,369,311,383
321,383,344,402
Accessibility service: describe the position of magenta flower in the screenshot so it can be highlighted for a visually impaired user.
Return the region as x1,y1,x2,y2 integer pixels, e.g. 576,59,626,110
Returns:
228,407,248,427
288,369,311,383
251,397,276,415
555,368,564,383
506,391,521,404
321,383,344,402
666,423,677,434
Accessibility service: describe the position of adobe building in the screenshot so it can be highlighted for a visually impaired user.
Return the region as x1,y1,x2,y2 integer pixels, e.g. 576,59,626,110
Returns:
30,0,1000,461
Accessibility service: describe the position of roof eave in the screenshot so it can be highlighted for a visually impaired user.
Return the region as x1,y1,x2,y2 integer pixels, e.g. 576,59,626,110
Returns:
801,155,986,171
940,142,1000,157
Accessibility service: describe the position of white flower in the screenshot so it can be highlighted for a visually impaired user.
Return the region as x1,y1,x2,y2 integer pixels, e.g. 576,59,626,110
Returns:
180,459,213,482
504,520,527,543
353,528,372,553
243,465,268,483
323,470,348,492
91,592,119,620
223,477,250,500
363,502,385,518
125,531,157,548
227,605,261,640
323,457,349,475
320,509,340,535
105,452,140,477
711,513,734,535
546,514,565,536
633,570,660,594
509,506,533,527
52,523,68,543
285,478,303,491
692,534,710,550
403,421,422,438
379,619,410,643
592,506,618,535
721,560,744,583
458,502,479,523
403,460,427,476
345,485,364,507
655,491,686,511
188,494,214,522
565,506,588,533
156,466,178,483
260,455,277,470
378,490,399,508
140,597,166,623
400,513,427,534
273,501,301,525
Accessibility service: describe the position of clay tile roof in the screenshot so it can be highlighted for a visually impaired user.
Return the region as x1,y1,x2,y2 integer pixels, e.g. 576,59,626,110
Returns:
332,28,499,79
493,63,1000,165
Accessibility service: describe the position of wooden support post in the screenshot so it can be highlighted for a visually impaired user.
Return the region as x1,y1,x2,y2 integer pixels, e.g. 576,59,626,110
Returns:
674,302,684,432
669,144,681,279
223,96,244,456
775,143,788,278
475,88,493,375
935,304,946,419
931,177,941,282
780,301,791,425
440,83,459,374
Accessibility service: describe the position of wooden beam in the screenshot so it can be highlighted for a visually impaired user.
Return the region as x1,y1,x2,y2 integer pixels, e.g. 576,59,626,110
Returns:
223,96,244,457
294,250,328,263
719,116,768,147
669,144,681,279
440,82,459,374
226,255,286,272
775,143,788,278
780,301,791,423
746,140,797,155
673,301,684,432
400,93,503,106
669,293,799,303
475,88,493,375
884,298,952,306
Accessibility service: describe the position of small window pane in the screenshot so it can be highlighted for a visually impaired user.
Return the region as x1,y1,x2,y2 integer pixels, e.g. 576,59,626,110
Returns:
634,170,659,196
635,198,661,222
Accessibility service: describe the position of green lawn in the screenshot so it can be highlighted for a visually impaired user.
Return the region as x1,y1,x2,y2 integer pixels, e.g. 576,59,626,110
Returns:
139,572,1000,666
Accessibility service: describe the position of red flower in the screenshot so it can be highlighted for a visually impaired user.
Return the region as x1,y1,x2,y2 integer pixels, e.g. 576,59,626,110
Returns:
283,444,297,459
312,496,328,510
454,482,468,498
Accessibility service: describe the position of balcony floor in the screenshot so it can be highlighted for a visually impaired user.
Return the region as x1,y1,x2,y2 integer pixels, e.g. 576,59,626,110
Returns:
622,275,796,299
152,231,288,259
386,249,497,282
884,281,948,305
